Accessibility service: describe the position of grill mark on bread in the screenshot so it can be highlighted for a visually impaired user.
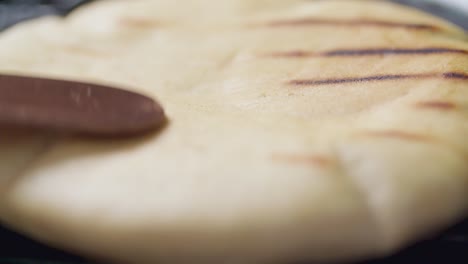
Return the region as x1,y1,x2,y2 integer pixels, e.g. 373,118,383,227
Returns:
360,130,432,142
288,72,468,86
289,74,432,86
443,72,468,80
267,18,440,31
414,101,457,111
267,48,468,58
272,154,333,168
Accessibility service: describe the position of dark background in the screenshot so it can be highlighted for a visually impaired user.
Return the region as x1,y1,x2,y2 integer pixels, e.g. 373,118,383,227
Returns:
0,1,467,263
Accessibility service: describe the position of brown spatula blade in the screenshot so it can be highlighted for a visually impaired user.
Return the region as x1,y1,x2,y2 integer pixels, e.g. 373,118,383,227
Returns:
0,74,166,136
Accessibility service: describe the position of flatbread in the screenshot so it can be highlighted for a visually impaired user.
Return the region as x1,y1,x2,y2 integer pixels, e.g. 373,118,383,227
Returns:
0,0,467,263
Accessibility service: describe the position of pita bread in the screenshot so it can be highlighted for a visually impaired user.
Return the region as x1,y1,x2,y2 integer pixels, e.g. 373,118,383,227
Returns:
0,0,467,263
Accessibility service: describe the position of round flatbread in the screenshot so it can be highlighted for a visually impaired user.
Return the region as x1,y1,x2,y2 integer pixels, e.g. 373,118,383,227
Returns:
0,0,467,263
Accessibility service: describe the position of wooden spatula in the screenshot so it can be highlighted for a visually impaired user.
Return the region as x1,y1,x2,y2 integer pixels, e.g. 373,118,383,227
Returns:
0,74,166,136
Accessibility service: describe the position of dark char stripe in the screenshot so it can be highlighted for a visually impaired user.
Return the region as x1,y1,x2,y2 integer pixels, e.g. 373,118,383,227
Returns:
267,18,440,31
289,72,468,86
443,72,468,80
270,48,468,58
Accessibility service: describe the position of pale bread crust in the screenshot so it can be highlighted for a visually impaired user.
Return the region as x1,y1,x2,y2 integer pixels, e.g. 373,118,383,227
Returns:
0,0,467,263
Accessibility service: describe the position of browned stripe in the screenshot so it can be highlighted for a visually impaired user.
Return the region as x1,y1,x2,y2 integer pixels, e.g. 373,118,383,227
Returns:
360,130,432,142
288,72,468,86
414,101,457,111
267,18,440,31
268,48,468,58
272,153,333,168
443,72,468,80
